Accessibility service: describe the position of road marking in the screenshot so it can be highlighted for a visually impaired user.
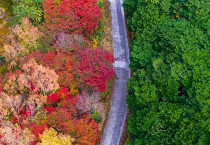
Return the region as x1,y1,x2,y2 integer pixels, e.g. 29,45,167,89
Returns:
114,61,129,70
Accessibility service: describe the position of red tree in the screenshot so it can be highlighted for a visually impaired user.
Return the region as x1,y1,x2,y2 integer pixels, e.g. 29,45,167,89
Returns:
21,50,77,92
73,48,115,92
43,0,102,35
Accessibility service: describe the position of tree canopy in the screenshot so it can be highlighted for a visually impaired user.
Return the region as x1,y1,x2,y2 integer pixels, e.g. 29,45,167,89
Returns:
123,0,210,144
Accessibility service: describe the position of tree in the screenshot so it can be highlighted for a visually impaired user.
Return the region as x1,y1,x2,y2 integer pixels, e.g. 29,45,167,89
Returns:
11,0,44,25
43,0,102,35
123,0,210,144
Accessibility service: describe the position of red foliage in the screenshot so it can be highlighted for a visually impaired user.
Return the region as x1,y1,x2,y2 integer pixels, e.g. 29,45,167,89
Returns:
21,50,76,89
21,48,115,92
43,106,57,113
43,0,102,35
0,70,22,90
47,108,73,132
47,107,100,145
57,96,79,117
63,115,100,145
56,87,71,100
44,88,77,114
73,48,115,92
29,123,49,139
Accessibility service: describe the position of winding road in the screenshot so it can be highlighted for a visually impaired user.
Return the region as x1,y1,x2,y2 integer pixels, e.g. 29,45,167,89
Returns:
100,0,130,145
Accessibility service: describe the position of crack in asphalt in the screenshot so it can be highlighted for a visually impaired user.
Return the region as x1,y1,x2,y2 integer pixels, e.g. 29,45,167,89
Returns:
100,0,130,145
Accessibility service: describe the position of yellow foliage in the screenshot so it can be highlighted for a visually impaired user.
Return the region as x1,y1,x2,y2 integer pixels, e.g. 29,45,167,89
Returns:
69,81,79,96
38,128,74,145
91,36,100,49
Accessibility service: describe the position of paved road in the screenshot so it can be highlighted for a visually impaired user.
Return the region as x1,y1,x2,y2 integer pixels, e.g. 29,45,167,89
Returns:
100,0,130,145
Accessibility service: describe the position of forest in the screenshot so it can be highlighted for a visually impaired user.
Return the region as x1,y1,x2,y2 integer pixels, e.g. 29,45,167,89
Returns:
0,0,114,144
123,0,209,144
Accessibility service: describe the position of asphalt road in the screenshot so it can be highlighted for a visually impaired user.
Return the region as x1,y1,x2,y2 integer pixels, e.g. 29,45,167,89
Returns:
100,0,130,145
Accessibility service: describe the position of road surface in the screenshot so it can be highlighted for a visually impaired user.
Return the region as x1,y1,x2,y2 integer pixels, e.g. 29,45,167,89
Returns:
100,0,130,145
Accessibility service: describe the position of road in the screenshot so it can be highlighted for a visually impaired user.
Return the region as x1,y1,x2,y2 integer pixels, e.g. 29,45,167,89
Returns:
100,0,130,145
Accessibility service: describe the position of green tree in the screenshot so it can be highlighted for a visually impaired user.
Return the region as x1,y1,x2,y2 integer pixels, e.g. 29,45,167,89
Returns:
124,0,210,144
11,0,44,25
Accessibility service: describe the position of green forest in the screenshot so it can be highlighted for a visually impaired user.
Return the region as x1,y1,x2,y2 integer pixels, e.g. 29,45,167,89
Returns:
123,0,209,144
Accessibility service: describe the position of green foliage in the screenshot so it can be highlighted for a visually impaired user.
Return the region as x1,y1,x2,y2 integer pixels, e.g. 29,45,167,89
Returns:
11,0,43,25
91,112,103,123
0,65,7,75
124,0,210,144
123,0,210,32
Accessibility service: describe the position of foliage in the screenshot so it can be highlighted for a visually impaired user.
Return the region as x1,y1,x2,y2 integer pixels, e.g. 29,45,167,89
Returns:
123,0,209,32
21,50,78,93
3,59,59,96
29,123,49,139
47,108,100,145
0,60,59,128
21,48,115,93
73,47,115,92
14,17,43,52
75,92,104,115
123,0,210,144
0,7,11,49
72,116,100,145
0,121,36,145
43,0,102,35
44,88,78,114
0,0,13,17
2,34,26,68
0,0,111,144
53,31,89,51
11,0,43,25
91,112,102,123
37,128,74,145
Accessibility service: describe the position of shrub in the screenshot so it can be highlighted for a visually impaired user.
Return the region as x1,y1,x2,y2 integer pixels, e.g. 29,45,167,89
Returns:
43,0,102,35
